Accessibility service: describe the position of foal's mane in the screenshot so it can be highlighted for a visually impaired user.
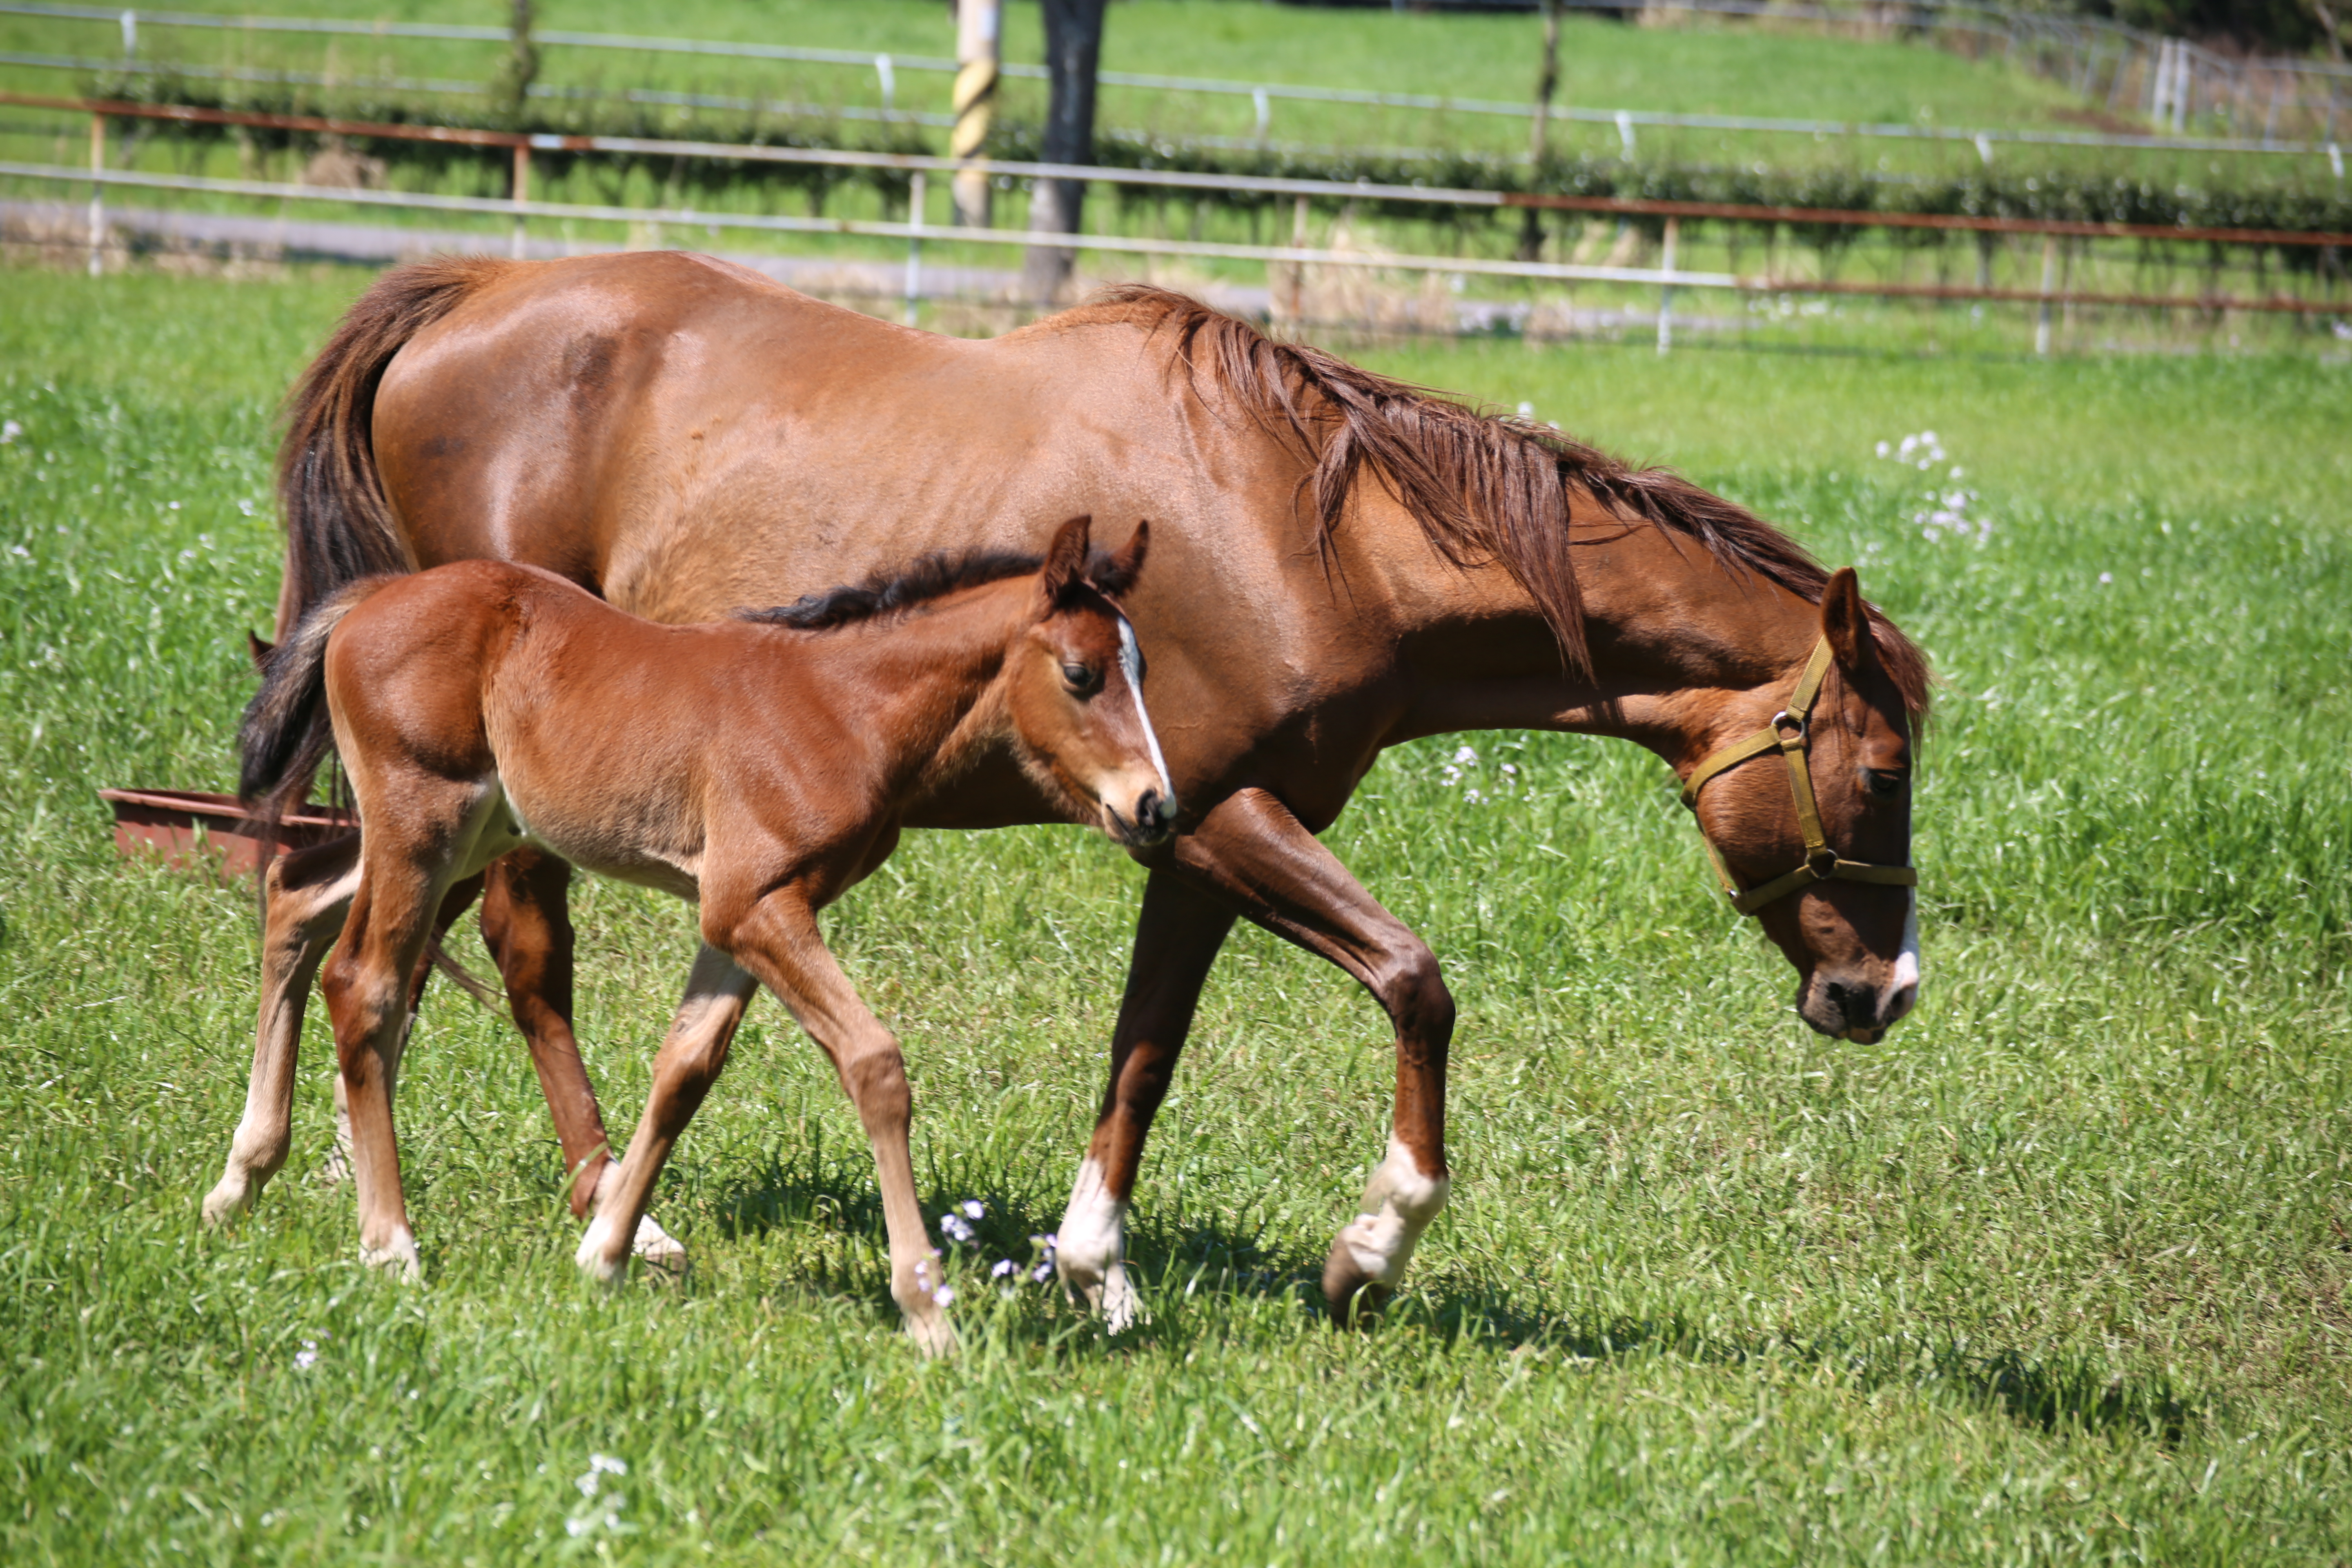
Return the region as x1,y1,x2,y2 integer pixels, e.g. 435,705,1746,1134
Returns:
738,549,1044,631
1071,284,1930,716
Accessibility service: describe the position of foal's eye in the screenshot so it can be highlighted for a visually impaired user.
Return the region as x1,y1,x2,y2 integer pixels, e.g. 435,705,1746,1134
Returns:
1061,662,1101,694
1865,769,1907,799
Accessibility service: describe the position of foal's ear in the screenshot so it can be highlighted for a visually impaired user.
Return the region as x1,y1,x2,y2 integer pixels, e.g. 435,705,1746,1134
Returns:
1820,566,1874,672
1040,514,1094,604
1088,518,1150,599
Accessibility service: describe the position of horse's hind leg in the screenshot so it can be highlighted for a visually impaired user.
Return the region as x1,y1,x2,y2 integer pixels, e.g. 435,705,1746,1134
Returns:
203,834,363,1225
321,788,492,1276
478,849,689,1270
324,871,485,1181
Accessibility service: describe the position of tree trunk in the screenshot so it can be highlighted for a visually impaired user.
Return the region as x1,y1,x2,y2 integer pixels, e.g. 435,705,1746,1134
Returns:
1025,0,1107,303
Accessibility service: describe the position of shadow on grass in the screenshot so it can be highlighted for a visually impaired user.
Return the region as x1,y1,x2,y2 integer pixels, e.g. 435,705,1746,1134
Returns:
692,1158,2192,1444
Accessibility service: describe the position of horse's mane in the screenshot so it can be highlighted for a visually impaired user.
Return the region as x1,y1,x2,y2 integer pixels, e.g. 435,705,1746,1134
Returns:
1068,284,1930,717
738,548,1044,631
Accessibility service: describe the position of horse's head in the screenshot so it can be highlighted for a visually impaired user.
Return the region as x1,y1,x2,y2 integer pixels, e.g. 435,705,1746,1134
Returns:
1686,568,1919,1043
1007,516,1178,850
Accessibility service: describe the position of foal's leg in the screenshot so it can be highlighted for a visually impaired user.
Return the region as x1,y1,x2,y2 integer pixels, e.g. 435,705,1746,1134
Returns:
318,795,488,1276
719,889,952,1354
1055,870,1236,1330
201,835,362,1224
326,871,486,1180
573,944,756,1284
1066,788,1454,1325
477,849,686,1270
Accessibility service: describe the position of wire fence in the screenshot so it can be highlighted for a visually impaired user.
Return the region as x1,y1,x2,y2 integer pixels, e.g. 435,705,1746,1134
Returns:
2,0,2347,167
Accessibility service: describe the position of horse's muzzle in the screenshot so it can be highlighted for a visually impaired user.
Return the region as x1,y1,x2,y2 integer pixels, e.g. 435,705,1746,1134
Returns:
1107,788,1178,848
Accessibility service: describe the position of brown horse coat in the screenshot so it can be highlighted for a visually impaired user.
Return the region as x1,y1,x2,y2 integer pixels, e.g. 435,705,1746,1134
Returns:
251,255,1927,1324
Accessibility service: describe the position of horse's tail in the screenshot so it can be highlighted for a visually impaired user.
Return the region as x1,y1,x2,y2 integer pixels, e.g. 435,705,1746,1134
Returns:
237,576,396,824
274,255,510,636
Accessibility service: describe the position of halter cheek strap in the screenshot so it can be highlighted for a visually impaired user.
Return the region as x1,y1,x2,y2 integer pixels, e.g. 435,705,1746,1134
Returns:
1681,634,1918,917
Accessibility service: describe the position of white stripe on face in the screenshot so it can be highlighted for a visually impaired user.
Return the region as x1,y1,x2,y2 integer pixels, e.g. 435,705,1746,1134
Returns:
1888,889,1921,1019
1115,615,1174,802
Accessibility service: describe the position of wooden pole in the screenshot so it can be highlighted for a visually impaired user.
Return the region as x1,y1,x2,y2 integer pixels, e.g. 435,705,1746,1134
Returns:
2036,233,2058,354
1657,215,1677,353
87,111,104,276
904,169,925,327
510,143,530,259
951,0,998,228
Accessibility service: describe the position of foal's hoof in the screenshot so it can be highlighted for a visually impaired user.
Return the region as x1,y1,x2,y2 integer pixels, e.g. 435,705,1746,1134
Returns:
318,1142,352,1189
903,1308,958,1359
360,1233,423,1282
199,1176,252,1228
1321,1236,1391,1327
631,1214,689,1280
573,1214,629,1287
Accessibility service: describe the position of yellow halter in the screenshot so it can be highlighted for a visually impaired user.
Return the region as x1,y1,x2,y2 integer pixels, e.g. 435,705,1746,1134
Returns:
1680,635,1918,917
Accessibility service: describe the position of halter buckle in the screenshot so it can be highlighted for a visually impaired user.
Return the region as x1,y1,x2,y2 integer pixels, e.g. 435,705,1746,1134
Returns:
1771,709,1806,741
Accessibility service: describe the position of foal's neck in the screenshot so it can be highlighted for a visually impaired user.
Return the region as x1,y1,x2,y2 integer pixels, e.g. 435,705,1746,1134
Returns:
787,584,1029,788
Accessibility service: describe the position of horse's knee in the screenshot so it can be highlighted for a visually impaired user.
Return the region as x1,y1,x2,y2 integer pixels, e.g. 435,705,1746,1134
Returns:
839,1044,912,1127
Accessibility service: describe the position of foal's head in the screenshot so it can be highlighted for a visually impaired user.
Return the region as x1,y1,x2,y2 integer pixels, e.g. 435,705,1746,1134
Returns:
1007,516,1177,850
1687,569,1920,1044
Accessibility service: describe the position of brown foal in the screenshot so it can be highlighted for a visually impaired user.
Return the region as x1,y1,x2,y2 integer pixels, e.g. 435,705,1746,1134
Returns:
229,517,1168,1348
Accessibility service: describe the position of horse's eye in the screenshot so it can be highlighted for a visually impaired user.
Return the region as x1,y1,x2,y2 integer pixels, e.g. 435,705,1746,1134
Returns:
1061,662,1100,694
1865,769,1906,799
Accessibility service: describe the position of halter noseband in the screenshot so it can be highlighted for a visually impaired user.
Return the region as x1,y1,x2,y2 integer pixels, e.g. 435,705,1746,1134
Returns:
1680,635,1918,917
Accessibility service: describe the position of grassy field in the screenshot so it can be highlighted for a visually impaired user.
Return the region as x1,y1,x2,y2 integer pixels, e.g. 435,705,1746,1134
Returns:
0,263,2348,1564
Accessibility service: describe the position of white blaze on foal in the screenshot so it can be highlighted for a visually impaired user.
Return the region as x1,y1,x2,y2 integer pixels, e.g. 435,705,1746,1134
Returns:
1332,1136,1450,1298
1057,1156,1138,1330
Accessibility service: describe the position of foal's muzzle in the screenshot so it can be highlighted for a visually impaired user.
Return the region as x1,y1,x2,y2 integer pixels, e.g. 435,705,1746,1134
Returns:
1801,967,1918,1043
1108,788,1177,848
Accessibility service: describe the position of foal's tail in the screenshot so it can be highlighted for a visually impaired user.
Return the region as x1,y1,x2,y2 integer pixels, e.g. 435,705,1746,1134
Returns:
237,577,395,826
274,255,509,636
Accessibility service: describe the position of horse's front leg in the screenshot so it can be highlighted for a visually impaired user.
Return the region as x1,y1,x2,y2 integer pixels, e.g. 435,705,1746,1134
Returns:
707,886,955,1355
1067,786,1454,1326
1055,870,1236,1329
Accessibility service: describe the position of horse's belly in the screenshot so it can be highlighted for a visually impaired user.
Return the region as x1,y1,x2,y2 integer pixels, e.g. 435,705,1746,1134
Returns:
501,779,704,903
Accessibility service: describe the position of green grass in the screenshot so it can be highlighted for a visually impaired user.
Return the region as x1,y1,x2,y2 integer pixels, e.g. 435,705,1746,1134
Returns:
0,264,2348,1564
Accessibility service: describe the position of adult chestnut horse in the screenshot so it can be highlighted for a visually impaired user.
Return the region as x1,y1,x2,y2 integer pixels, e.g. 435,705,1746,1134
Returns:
244,253,1927,1326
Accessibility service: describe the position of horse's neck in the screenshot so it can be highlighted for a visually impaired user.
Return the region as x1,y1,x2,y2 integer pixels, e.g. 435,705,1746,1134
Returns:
1356,495,1822,773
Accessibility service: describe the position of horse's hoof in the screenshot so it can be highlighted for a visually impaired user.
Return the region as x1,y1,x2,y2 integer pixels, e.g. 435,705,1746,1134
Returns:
199,1177,250,1228
573,1214,628,1287
904,1309,958,1359
631,1214,688,1279
360,1234,422,1282
318,1143,352,1188
1321,1235,1390,1327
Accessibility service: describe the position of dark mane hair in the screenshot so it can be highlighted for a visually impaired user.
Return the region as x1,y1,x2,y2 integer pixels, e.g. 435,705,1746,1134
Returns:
1070,284,1930,717
737,548,1044,631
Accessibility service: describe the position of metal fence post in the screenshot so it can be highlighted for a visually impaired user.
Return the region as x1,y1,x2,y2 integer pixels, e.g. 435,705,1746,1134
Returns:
2036,234,2058,355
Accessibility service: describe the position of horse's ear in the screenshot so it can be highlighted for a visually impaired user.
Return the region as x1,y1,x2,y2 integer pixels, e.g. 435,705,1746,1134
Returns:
248,631,276,672
1820,566,1873,672
1040,514,1093,604
1088,518,1149,598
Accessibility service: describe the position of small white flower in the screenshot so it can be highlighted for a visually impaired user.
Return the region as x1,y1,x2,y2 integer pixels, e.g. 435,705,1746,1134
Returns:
960,1199,984,1221
293,1341,319,1372
2098,571,2113,584
941,1214,974,1245
0,419,19,444
1452,745,1478,765
1516,401,1535,419
991,1258,1016,1278
1500,763,1517,776
1875,439,1890,458
591,1455,626,1476
1464,788,1484,804
932,1285,955,1307
1031,1263,1054,1283
237,498,256,517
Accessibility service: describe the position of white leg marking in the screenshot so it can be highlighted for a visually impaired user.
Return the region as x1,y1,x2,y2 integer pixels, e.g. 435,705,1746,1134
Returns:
359,1227,421,1281
591,1158,689,1274
1056,1156,1137,1330
1332,1136,1451,1292
575,1212,627,1285
1886,890,1921,1022
1115,616,1174,802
